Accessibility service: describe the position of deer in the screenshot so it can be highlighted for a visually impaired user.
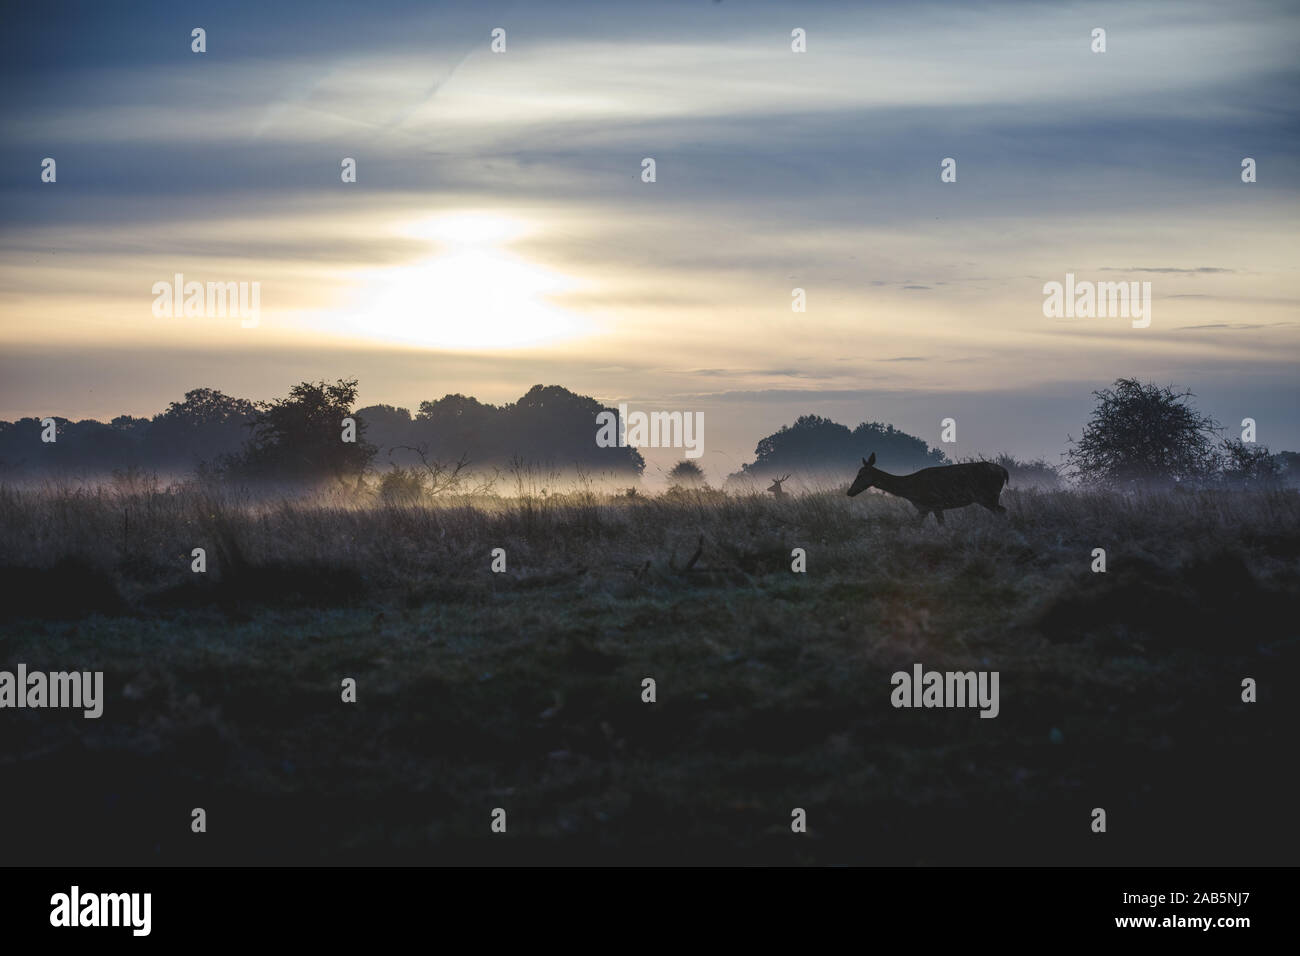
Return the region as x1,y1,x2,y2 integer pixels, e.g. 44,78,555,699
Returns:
846,453,1009,526
767,474,791,499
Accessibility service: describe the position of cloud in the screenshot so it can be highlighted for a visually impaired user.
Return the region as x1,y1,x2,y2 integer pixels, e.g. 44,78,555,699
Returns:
1099,267,1236,274
3,0,1299,457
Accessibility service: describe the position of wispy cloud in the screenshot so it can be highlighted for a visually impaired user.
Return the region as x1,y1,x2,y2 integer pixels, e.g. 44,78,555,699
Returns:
1099,267,1237,274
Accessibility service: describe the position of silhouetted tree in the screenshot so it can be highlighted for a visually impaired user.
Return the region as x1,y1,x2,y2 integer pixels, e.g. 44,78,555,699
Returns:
1219,439,1283,488
852,421,948,468
1274,451,1300,485
0,417,59,472
110,415,151,436
668,459,706,486
989,453,1062,489
0,416,141,471
1066,379,1220,488
410,394,495,464
404,387,645,475
149,387,258,470
355,404,415,462
157,387,257,428
234,378,376,484
730,414,945,484
0,383,653,479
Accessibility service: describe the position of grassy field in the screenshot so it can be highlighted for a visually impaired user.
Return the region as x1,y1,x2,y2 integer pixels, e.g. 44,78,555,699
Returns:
1,479,1297,865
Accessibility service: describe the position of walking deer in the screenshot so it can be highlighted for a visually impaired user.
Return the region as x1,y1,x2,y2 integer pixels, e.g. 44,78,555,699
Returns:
846,453,1008,525
767,474,791,499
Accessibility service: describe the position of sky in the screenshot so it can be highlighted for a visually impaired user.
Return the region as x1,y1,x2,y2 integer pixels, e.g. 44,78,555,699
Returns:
2,0,1297,481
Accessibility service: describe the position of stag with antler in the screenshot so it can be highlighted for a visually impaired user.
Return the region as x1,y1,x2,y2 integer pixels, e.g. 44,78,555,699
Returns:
767,474,792,499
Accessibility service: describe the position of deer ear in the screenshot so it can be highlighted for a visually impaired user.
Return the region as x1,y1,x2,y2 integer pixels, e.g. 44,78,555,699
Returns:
867,453,876,466
862,457,869,467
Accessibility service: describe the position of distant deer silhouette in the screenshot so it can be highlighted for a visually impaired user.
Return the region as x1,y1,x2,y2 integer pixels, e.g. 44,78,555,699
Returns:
767,474,792,499
846,452,1008,526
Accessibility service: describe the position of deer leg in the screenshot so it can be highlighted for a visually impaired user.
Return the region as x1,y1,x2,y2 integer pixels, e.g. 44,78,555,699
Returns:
914,504,929,526
933,510,945,526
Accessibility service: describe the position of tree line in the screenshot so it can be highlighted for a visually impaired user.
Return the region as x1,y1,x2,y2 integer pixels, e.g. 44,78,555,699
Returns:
0,381,645,482
1,376,1294,491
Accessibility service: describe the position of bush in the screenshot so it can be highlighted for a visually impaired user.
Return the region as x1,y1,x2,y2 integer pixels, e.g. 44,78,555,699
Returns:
667,460,706,487
991,453,1062,490
1066,379,1220,488
1218,439,1283,489
378,467,426,504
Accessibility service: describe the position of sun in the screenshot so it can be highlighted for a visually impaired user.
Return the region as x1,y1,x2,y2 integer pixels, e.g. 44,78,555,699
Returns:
341,213,587,349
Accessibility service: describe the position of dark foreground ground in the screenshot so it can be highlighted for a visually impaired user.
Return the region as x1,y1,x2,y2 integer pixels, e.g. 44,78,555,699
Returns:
1,483,1297,865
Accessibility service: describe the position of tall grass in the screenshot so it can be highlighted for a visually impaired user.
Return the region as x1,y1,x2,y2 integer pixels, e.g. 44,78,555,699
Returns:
2,480,1296,602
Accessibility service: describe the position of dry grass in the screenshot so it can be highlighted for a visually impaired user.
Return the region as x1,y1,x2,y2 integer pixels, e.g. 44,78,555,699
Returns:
1,481,1297,864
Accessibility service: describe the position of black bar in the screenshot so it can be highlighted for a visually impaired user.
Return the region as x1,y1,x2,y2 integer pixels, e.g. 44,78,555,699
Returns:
2,866,1287,942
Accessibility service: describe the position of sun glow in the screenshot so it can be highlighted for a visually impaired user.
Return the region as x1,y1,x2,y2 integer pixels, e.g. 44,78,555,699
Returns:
399,212,532,246
344,213,587,349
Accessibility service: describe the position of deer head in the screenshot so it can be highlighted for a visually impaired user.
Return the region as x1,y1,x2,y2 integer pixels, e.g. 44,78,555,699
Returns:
767,474,791,497
846,453,877,497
